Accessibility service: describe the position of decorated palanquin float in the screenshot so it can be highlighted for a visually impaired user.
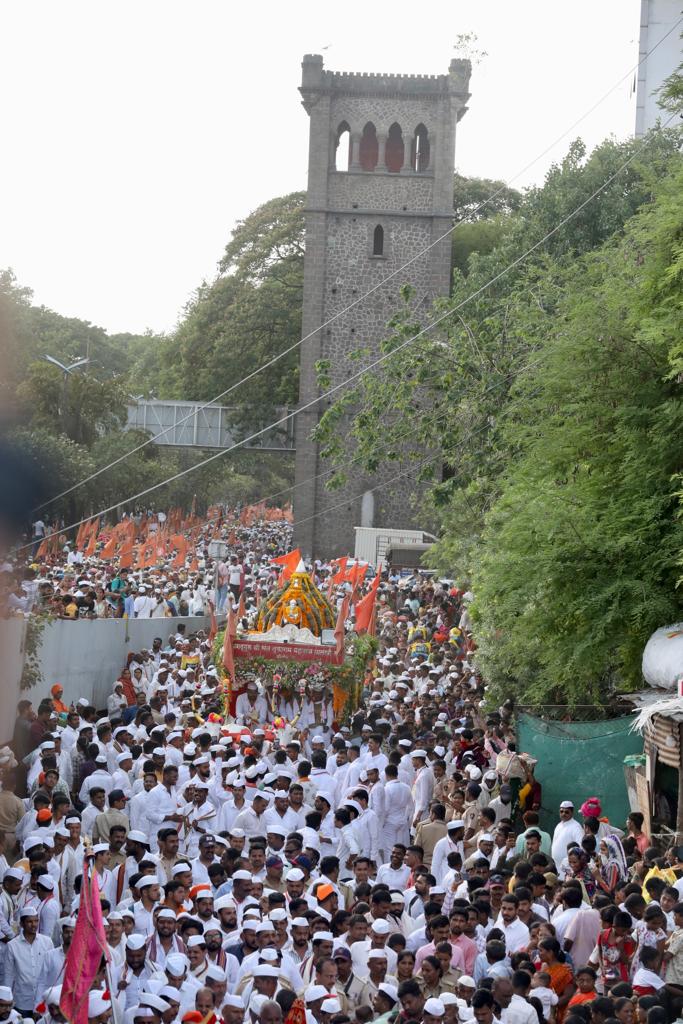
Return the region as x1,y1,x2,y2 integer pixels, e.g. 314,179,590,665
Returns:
214,561,378,732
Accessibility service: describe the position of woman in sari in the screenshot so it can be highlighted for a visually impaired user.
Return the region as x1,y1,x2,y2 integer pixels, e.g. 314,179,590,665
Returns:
566,848,597,900
592,834,628,896
117,667,137,706
539,938,576,1024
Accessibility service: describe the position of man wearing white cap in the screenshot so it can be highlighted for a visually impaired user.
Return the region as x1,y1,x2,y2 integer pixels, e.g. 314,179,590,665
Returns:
372,982,399,1024
381,764,413,850
36,917,75,996
410,751,433,829
4,908,53,1016
0,868,21,977
431,820,465,886
181,784,217,860
145,765,185,836
163,953,201,1015
223,994,246,1024
551,802,583,865
363,949,396,1003
35,875,59,939
0,986,16,1024
146,908,186,969
110,934,152,1009
132,875,161,936
423,996,446,1024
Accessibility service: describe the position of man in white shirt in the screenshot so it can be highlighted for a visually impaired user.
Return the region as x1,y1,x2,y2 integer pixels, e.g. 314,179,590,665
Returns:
133,585,158,618
382,766,413,850
493,977,538,1024
233,792,272,839
146,765,185,835
550,886,582,943
496,896,530,954
228,556,243,602
551,801,584,865
431,821,465,885
235,683,268,728
4,908,54,1015
375,845,411,890
410,751,433,827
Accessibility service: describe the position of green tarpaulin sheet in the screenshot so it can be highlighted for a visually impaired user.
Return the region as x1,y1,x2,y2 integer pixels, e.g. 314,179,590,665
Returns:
516,712,642,833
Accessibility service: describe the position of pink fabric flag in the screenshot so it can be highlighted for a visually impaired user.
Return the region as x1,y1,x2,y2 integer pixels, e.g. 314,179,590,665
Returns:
60,863,109,1024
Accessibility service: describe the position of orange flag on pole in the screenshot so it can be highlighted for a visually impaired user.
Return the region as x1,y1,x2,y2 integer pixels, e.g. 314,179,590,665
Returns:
99,533,117,559
334,591,351,657
59,862,109,1024
346,561,368,598
222,602,237,681
354,574,380,635
208,599,218,644
75,520,89,551
273,548,302,585
84,518,100,558
118,538,133,569
331,557,348,583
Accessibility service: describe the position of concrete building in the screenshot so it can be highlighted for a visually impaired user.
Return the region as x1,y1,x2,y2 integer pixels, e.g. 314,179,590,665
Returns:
293,55,471,559
634,0,681,137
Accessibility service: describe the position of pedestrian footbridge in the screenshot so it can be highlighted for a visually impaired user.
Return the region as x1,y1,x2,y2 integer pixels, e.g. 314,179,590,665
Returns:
125,400,295,452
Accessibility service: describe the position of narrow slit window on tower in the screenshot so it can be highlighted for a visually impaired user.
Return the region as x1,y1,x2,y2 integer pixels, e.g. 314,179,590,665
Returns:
385,122,404,173
335,121,351,171
359,122,378,171
372,224,384,256
411,123,430,172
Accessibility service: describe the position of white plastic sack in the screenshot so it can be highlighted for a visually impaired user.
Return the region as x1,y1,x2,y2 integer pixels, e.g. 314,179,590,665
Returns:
642,623,683,690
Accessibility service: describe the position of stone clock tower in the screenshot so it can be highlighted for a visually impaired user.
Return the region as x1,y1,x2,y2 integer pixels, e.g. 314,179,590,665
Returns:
293,55,471,559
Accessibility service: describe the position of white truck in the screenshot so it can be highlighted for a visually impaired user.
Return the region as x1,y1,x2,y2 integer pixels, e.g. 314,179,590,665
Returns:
354,527,438,571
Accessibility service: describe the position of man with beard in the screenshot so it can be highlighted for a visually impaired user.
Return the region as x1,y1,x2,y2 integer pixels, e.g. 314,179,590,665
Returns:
146,908,187,969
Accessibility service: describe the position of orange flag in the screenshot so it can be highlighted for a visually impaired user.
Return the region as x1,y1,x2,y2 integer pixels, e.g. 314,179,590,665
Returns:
354,574,380,635
85,518,100,557
346,561,368,597
75,520,89,551
99,534,118,559
334,591,351,657
35,537,49,559
172,537,188,569
118,538,133,569
222,602,237,680
143,543,158,569
273,548,302,584
331,557,348,583
208,599,218,644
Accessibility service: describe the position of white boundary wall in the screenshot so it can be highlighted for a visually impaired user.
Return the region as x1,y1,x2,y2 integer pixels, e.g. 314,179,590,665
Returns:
0,615,211,737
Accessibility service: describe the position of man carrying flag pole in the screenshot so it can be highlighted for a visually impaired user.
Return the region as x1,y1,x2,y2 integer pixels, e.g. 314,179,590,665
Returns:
60,858,112,1024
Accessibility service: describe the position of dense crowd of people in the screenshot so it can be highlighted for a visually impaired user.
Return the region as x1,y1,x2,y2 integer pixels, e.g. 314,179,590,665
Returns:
0,509,292,620
0,511,673,1024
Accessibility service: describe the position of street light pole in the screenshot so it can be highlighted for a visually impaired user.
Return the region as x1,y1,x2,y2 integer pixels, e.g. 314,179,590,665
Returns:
43,355,89,433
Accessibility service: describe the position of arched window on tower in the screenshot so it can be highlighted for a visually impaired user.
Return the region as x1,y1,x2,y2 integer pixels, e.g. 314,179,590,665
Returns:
359,122,378,171
385,122,404,173
372,224,384,256
335,121,351,172
411,124,430,172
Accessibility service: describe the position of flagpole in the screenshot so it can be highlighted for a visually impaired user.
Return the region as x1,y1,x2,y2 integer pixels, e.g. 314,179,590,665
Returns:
105,960,124,1024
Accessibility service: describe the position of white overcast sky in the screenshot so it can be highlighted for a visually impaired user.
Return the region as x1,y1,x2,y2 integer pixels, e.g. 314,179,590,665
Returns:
0,0,651,335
